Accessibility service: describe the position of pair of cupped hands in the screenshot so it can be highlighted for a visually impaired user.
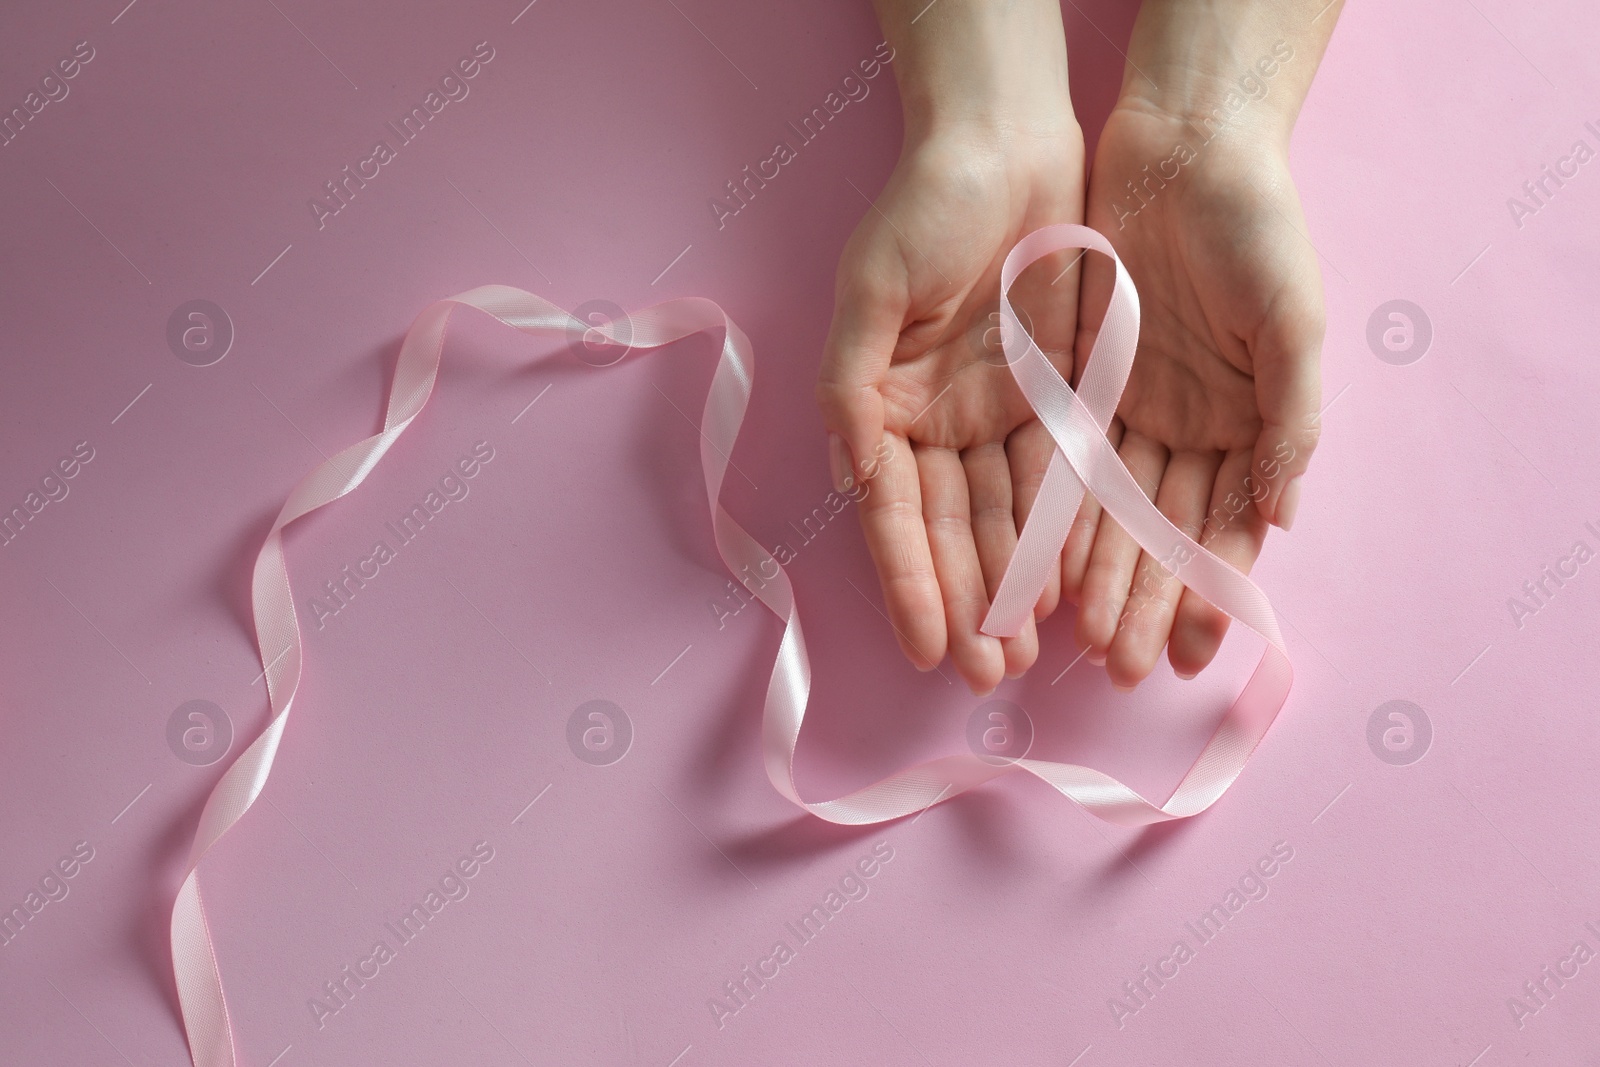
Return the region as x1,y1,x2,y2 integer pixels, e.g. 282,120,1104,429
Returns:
816,1,1331,696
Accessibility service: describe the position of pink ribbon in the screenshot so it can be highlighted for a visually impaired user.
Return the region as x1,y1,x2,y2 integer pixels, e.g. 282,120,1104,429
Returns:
171,223,1290,1065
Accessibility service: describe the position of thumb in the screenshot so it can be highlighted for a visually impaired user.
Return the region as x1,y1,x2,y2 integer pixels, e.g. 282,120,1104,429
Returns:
816,254,906,492
1250,283,1325,531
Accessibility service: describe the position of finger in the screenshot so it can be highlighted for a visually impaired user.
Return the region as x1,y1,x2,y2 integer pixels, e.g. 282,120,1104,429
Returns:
816,238,907,493
1169,449,1271,678
1060,417,1124,606
1003,420,1062,621
856,431,946,671
963,441,1039,678
1106,450,1220,689
1075,429,1168,666
918,444,1006,695
1249,253,1325,531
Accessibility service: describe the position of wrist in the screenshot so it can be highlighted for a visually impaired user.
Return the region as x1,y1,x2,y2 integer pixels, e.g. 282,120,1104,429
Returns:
1112,83,1298,163
875,0,1077,147
1113,1,1338,150
1115,63,1302,154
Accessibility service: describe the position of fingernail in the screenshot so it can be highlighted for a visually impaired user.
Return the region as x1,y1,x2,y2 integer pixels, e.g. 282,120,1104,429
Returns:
828,432,855,494
1277,476,1302,531
1005,668,1024,680
1112,681,1136,693
1085,648,1107,666
1175,669,1197,681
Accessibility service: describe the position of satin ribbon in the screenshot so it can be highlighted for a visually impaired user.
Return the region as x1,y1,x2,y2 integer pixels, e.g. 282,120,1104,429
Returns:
171,223,1290,1066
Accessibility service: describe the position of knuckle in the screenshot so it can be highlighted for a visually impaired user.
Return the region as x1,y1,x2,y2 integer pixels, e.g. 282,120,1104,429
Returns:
971,502,1014,527
927,512,974,534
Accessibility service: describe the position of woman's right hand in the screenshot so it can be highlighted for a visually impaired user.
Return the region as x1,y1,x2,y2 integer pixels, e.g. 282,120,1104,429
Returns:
817,0,1087,695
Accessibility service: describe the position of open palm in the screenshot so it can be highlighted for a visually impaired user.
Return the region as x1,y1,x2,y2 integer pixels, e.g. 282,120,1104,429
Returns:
1058,103,1325,687
818,124,1086,694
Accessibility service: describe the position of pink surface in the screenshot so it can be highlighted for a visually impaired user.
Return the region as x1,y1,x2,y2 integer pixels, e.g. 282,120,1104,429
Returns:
2,1,1597,1064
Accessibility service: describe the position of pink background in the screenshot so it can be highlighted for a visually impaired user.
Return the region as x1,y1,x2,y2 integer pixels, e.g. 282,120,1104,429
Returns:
2,1,1598,1064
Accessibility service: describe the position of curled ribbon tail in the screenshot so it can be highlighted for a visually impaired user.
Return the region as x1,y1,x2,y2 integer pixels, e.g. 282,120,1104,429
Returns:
169,227,1292,1065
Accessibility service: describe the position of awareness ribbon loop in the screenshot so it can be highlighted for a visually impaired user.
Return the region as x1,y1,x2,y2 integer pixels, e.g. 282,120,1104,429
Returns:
171,224,1290,1067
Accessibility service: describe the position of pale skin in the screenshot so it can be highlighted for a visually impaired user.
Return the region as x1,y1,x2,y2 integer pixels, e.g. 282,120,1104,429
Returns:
817,0,1341,695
